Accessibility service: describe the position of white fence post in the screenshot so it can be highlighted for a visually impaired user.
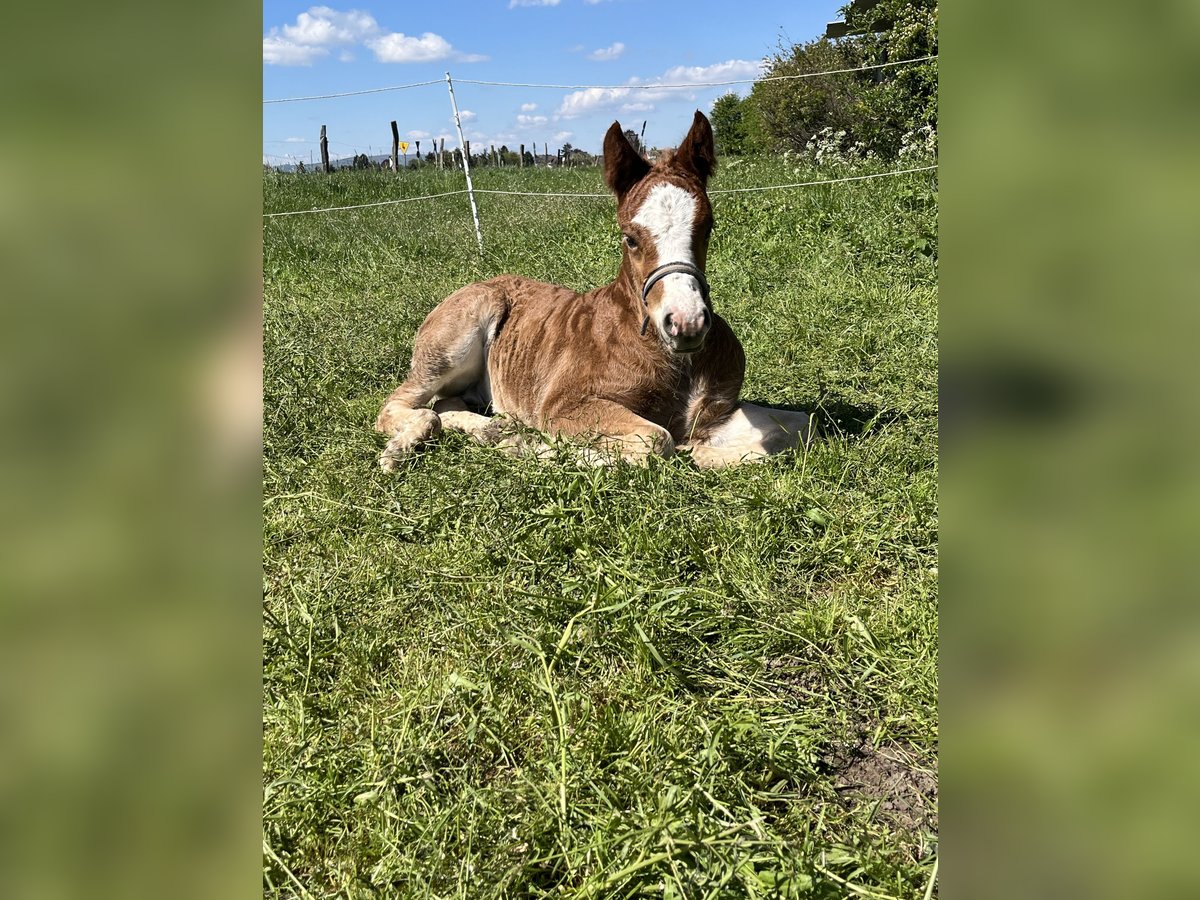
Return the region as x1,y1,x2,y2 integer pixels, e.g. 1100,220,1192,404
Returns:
445,71,485,257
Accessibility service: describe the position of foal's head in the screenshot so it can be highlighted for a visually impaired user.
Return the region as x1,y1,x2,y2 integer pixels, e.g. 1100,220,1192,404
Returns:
604,111,717,354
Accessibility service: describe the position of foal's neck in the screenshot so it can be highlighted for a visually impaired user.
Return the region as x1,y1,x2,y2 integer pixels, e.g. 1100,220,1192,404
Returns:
607,255,641,307
585,256,642,319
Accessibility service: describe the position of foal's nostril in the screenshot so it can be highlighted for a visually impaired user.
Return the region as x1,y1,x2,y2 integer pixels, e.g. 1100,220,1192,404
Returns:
701,308,711,329
664,312,676,334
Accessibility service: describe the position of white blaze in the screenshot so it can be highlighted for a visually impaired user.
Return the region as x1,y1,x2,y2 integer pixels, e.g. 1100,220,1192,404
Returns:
632,184,707,338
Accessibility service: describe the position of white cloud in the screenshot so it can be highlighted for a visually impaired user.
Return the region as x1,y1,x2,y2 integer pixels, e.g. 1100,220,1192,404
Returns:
455,109,477,123
509,0,560,7
407,130,431,140
264,6,379,65
555,59,764,117
368,32,485,64
283,7,379,44
557,87,638,118
554,131,573,142
264,7,484,66
263,35,328,66
658,59,764,84
587,42,625,62
284,136,308,143
517,114,549,126
622,102,654,113
520,102,538,112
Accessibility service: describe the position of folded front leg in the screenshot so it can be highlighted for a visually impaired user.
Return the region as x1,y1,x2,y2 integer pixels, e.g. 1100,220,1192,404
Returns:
548,399,675,464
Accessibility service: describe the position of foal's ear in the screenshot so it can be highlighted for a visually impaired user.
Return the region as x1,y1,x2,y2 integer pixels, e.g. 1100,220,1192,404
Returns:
676,110,717,186
603,121,650,199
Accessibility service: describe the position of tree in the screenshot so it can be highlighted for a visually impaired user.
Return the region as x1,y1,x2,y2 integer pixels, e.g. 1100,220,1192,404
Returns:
622,129,641,155
710,93,753,156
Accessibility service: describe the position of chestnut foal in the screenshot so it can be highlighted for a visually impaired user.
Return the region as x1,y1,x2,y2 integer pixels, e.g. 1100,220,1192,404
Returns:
375,111,809,470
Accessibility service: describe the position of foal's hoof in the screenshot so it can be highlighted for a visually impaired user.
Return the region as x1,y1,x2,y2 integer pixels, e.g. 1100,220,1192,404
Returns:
378,409,441,472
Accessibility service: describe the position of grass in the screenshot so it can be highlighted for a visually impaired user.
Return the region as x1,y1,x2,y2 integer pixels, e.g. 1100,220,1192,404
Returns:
263,154,938,898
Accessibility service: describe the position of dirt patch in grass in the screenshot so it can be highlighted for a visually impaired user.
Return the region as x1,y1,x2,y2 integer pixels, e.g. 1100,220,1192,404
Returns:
824,737,938,835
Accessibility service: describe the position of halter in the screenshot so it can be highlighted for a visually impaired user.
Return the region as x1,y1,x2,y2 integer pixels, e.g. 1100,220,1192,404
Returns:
639,261,712,336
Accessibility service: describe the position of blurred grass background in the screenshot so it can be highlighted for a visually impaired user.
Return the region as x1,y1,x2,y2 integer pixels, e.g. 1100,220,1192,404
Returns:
945,1,1200,897
0,3,262,899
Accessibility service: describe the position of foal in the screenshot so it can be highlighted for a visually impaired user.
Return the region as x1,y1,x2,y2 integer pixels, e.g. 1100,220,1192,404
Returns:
375,111,809,470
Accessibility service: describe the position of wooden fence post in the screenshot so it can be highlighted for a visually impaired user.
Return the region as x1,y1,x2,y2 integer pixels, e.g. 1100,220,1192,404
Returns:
415,140,420,167
320,125,330,173
390,121,399,172
519,144,525,168
438,137,444,169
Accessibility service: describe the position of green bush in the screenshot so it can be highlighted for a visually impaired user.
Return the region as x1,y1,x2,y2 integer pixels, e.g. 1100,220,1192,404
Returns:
748,38,868,155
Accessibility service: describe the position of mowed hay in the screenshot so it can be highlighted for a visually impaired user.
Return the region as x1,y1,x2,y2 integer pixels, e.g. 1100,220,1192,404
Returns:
263,157,938,898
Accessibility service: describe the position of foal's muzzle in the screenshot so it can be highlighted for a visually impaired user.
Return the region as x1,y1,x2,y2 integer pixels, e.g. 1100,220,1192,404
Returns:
640,261,713,352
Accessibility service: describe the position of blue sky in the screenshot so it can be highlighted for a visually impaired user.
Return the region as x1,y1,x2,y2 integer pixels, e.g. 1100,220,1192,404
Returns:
263,1,845,164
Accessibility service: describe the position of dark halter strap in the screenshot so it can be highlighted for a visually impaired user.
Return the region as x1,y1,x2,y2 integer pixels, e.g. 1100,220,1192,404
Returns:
639,261,712,336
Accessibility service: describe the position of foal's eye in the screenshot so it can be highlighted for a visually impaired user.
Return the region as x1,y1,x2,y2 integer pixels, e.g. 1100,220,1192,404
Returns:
622,234,639,250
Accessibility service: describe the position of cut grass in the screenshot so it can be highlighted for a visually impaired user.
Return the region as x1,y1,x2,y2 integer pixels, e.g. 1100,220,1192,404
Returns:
263,155,938,898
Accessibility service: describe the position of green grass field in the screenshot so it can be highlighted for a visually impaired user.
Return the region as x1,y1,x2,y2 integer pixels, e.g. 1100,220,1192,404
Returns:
263,156,938,898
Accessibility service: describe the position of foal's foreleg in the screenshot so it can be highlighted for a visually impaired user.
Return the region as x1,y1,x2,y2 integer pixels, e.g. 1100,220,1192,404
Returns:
433,398,507,445
549,400,675,464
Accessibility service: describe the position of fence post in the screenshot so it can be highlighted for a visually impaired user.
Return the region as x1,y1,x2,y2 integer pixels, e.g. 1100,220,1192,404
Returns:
445,72,484,257
320,125,330,173
415,140,421,167
438,137,444,169
519,144,525,168
390,121,399,172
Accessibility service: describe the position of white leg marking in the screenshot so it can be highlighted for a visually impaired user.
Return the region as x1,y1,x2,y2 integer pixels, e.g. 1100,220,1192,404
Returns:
378,408,441,472
684,403,811,468
439,410,504,443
